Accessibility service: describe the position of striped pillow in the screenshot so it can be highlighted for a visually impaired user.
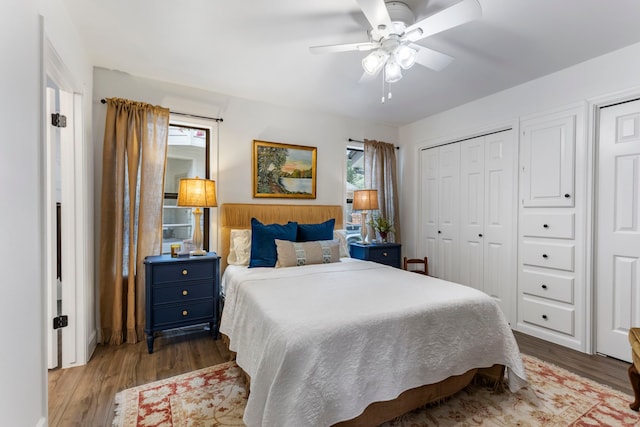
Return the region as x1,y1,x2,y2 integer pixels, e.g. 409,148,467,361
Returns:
275,239,340,267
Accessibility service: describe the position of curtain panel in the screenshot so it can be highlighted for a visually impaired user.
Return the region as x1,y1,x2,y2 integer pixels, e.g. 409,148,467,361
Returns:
364,139,401,243
99,98,169,345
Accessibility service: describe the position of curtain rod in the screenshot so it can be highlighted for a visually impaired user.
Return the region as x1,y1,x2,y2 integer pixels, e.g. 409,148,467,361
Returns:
100,98,223,122
348,138,399,149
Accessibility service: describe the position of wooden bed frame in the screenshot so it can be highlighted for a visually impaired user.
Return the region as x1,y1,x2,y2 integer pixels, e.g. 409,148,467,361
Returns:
219,203,505,426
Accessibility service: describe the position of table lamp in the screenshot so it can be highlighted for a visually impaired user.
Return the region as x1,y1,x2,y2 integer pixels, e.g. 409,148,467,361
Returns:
177,177,217,256
353,189,378,244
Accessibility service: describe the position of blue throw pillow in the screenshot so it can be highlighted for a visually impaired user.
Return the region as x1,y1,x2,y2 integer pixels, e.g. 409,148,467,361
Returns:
249,218,298,268
296,218,336,242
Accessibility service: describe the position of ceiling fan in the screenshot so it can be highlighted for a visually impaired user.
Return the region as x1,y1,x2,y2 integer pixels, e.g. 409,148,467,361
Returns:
310,0,482,87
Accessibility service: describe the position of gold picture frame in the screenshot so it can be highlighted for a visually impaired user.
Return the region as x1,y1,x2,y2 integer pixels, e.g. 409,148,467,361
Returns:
253,140,317,199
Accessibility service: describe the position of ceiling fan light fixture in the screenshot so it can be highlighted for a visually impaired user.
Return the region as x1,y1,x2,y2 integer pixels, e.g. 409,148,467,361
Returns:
362,50,388,75
395,45,417,69
404,27,424,42
384,60,402,83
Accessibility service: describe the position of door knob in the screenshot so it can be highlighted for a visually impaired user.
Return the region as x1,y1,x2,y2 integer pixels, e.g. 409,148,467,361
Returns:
564,194,570,198
543,224,549,228
542,254,548,258
478,233,483,237
541,284,547,289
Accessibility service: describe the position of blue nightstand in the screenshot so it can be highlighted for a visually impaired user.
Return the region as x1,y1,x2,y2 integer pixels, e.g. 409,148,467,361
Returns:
349,242,401,268
144,253,220,353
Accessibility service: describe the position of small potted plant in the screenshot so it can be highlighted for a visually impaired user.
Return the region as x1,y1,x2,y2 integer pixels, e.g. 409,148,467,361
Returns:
369,215,394,242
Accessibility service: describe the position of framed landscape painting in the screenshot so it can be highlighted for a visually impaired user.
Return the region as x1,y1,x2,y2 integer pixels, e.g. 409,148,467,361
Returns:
253,140,317,198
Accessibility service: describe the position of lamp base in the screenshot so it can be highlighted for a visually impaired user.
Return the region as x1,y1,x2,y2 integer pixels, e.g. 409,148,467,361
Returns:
190,249,207,256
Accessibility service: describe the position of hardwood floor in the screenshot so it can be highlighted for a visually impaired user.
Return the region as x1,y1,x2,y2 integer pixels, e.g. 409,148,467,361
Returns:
48,328,633,427
48,327,231,427
513,330,633,395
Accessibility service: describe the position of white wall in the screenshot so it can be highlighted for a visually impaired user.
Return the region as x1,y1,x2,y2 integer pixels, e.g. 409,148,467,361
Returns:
0,1,92,425
0,3,45,425
398,41,640,258
91,67,398,329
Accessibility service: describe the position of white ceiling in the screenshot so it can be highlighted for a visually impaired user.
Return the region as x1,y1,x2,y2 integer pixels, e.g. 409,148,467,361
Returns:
63,0,640,126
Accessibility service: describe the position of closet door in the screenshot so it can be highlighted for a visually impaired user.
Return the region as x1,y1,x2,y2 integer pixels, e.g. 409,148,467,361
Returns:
421,148,440,278
596,99,640,363
460,136,485,290
460,131,515,324
521,113,575,207
420,143,460,281
437,143,460,283
483,131,515,324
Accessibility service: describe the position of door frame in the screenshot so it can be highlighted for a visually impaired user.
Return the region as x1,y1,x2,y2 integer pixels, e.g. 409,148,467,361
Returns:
44,37,94,368
588,85,640,357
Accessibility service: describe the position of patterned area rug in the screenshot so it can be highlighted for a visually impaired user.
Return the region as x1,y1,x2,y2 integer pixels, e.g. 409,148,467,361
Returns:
113,355,639,426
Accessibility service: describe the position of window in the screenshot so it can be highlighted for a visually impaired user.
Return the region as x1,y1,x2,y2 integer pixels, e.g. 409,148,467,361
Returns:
345,146,364,241
162,123,210,254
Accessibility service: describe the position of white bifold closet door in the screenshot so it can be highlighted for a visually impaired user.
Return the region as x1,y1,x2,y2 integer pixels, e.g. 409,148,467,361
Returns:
596,99,640,363
421,143,460,282
459,130,515,325
421,130,515,325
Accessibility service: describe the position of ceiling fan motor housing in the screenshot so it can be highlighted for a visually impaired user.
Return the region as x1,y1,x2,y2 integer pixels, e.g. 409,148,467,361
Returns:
369,1,416,41
386,2,416,27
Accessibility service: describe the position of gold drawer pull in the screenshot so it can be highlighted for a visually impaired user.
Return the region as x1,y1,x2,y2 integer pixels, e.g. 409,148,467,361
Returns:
382,252,388,257
182,310,188,316
182,269,188,276
182,290,188,296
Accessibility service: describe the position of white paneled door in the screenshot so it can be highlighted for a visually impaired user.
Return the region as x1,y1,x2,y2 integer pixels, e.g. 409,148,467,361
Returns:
460,131,515,324
420,143,460,282
421,148,440,278
596,99,640,363
437,143,461,283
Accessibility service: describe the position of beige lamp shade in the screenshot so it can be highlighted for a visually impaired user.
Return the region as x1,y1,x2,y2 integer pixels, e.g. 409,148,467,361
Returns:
353,189,378,211
177,178,217,208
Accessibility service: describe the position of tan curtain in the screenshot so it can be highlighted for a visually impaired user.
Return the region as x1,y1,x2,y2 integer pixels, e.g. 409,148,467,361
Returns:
99,98,169,345
364,139,401,243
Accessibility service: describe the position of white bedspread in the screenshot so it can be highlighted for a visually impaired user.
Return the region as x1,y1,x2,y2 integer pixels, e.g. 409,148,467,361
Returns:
220,259,527,427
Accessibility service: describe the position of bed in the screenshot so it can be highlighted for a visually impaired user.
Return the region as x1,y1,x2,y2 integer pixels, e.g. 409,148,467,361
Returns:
218,203,527,427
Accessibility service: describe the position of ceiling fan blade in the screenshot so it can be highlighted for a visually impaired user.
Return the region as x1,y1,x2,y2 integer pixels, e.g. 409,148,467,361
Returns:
355,0,392,33
404,0,481,42
309,41,379,54
411,44,454,71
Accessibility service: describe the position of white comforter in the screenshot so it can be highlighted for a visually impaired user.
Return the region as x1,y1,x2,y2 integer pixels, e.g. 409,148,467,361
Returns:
220,259,527,427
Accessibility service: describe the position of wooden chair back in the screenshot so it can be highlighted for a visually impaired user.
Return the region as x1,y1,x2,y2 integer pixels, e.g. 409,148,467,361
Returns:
403,256,428,275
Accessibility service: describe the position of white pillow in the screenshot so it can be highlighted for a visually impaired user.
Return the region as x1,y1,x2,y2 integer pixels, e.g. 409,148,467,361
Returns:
333,229,350,258
227,229,252,265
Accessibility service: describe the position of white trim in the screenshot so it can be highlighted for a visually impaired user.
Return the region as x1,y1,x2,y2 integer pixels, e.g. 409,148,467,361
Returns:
45,37,92,368
169,114,220,253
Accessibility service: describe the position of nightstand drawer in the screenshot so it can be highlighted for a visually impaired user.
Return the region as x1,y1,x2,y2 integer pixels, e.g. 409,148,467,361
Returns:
153,261,214,284
153,300,214,327
152,281,214,305
368,248,399,265
349,243,401,268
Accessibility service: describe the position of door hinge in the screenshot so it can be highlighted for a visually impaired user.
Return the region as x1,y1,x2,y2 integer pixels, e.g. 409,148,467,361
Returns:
51,113,67,128
53,315,68,329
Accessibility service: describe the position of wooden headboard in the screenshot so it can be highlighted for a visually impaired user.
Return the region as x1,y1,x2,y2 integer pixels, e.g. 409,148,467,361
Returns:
219,203,343,272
